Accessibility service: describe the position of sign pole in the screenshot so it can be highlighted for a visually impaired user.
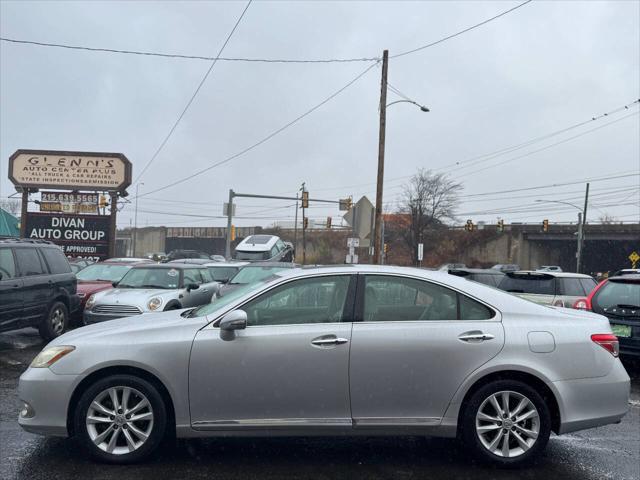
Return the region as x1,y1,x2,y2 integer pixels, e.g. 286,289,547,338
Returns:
19,190,28,238
109,192,117,258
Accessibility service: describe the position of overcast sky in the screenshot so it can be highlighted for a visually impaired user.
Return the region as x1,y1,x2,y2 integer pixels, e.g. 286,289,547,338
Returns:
1,0,638,229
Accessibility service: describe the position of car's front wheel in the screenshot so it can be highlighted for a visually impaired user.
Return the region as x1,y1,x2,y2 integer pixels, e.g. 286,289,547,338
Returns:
460,380,551,467
74,375,167,463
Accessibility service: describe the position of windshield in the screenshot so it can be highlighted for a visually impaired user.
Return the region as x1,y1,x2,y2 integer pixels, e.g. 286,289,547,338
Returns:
190,280,269,317
117,267,181,289
208,266,239,282
230,266,289,284
234,250,271,261
76,264,131,282
592,280,640,316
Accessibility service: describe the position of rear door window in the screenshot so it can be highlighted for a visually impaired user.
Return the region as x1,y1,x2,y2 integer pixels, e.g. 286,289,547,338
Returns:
557,278,586,296
14,248,47,276
0,248,16,279
40,247,72,274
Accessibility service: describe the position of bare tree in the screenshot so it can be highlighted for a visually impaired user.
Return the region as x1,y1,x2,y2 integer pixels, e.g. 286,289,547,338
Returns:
0,199,21,216
396,169,462,264
598,213,618,224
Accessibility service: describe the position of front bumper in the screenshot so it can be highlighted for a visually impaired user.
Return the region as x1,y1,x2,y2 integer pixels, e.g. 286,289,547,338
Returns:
18,367,82,437
554,359,630,434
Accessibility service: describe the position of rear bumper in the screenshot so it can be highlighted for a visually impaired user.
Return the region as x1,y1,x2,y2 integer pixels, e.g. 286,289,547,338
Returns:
18,367,82,437
554,359,630,434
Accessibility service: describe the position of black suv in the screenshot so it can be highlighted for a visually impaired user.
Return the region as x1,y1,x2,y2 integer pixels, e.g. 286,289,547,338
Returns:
165,250,211,262
0,238,79,340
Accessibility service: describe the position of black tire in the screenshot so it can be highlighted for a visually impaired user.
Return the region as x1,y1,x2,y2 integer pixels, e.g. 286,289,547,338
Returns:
38,301,69,341
460,379,551,467
74,374,167,464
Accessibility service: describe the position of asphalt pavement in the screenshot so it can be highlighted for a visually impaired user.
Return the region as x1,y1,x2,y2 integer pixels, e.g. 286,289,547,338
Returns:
1,328,639,480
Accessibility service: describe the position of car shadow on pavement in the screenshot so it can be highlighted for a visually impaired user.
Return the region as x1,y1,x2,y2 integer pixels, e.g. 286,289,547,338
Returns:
13,435,590,480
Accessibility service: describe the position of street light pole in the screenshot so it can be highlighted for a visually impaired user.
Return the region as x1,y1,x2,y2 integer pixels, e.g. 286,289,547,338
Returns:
133,182,143,257
372,49,389,265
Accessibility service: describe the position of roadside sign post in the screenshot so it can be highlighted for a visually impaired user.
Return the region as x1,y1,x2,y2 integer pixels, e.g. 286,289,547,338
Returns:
417,243,424,267
629,251,639,269
347,237,359,264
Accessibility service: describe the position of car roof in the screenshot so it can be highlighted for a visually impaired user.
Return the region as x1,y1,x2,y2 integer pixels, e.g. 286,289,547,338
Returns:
507,270,592,279
449,268,505,275
241,261,298,268
608,274,640,282
204,262,248,267
236,235,280,251
130,263,206,270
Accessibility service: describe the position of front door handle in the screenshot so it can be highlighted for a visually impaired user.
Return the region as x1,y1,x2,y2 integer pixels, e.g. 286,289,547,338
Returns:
458,331,495,343
311,335,349,348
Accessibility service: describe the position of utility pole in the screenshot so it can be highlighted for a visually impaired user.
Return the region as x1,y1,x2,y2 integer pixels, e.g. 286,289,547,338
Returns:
133,182,143,257
225,189,234,260
301,182,307,265
372,49,389,265
576,183,590,273
293,192,299,261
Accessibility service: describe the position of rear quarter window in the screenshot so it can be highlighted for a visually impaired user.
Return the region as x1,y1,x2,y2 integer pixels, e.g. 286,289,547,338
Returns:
41,247,72,274
557,278,586,296
498,275,555,295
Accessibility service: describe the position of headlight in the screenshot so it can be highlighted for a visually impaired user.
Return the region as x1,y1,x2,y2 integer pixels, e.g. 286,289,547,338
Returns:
85,294,96,310
30,346,75,368
147,297,163,311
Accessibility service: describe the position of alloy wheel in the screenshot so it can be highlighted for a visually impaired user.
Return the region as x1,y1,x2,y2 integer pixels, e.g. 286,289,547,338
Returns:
86,386,154,455
475,390,540,458
50,308,65,335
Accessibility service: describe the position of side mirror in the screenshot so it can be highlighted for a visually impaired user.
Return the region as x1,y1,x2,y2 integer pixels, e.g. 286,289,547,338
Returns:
186,283,200,291
219,310,247,341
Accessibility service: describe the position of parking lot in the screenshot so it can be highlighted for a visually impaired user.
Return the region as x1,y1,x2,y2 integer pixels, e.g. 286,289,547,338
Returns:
1,328,638,480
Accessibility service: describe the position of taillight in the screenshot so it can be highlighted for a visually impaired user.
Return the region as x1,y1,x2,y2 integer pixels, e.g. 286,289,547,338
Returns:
573,297,591,310
591,334,619,357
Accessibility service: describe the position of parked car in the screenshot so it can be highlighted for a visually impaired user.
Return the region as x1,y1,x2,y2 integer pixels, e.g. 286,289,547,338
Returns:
438,263,466,271
447,268,505,287
144,252,168,262
68,258,93,274
536,266,563,272
204,262,248,284
74,262,135,324
497,271,597,307
166,250,211,262
168,258,212,265
610,268,640,277
210,255,227,263
217,262,298,296
83,264,220,324
233,235,294,262
19,265,629,466
491,264,520,272
0,238,79,340
573,274,639,357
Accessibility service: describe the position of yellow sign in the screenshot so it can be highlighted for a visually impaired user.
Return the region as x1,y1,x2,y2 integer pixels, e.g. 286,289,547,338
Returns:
629,251,640,268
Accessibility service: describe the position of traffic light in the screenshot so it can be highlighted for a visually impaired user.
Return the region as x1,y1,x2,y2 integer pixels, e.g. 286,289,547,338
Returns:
497,219,504,233
303,217,309,229
465,219,474,232
99,195,108,208
542,219,549,232
326,216,332,229
230,224,236,242
301,190,309,209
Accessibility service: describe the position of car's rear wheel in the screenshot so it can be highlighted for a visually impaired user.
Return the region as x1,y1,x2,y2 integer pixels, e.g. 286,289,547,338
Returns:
74,375,167,463
461,380,551,467
38,302,69,341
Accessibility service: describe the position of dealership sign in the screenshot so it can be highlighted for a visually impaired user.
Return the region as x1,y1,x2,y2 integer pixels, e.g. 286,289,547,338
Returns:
9,149,131,192
39,191,99,214
25,213,111,261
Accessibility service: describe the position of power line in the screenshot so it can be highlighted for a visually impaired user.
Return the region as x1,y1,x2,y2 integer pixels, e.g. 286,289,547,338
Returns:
134,61,380,199
0,37,380,64
134,0,252,183
391,0,533,59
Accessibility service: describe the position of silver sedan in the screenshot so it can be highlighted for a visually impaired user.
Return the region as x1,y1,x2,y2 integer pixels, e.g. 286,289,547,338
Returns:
18,265,629,466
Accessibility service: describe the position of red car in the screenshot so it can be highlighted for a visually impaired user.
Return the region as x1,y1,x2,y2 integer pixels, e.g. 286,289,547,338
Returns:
73,262,134,323
574,274,640,358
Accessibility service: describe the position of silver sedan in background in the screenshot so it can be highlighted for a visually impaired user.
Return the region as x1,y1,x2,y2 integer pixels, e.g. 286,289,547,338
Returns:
18,266,629,466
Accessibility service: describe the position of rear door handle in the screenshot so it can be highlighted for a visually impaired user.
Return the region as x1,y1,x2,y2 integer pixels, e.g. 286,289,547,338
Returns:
311,335,349,348
458,331,495,342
